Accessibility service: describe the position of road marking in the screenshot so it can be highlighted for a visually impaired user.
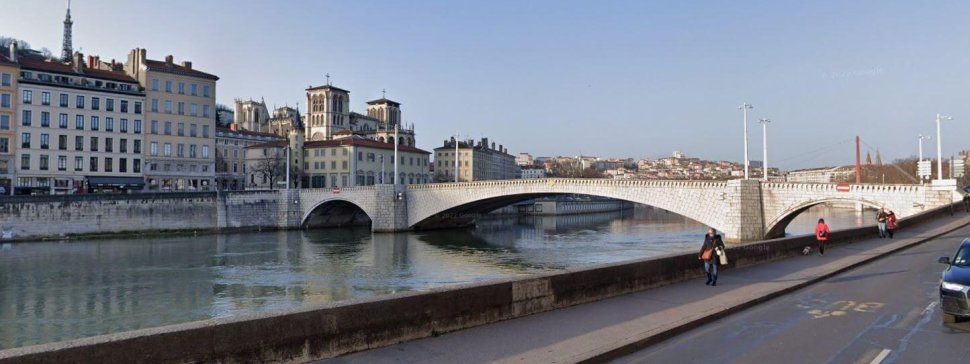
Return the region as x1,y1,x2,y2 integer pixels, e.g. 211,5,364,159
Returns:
869,349,891,364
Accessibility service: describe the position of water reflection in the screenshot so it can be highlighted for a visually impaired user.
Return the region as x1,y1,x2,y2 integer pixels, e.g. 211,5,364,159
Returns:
0,204,872,349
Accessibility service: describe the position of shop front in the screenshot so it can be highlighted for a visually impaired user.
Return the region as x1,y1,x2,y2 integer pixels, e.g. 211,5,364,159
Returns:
85,176,146,194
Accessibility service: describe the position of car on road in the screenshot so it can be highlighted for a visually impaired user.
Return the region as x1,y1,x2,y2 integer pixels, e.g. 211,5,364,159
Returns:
939,238,970,323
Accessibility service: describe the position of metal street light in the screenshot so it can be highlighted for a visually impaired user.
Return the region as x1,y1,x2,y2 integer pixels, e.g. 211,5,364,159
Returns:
738,103,753,179
917,134,930,162
759,118,770,181
936,113,953,180
454,132,460,183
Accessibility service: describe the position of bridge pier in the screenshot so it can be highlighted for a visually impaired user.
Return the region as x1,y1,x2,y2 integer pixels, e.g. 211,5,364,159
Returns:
372,184,410,233
722,179,766,243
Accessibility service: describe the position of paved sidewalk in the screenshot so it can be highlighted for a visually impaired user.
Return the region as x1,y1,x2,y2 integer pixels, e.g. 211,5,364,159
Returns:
325,213,970,364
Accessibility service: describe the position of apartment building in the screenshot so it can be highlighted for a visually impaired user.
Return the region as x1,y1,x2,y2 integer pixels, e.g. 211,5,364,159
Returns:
215,123,285,190
434,137,519,182
0,47,18,194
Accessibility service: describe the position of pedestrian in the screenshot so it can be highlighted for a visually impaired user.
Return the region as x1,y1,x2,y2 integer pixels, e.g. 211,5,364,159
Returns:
815,218,830,256
698,228,725,286
876,208,888,238
964,193,970,213
886,211,897,238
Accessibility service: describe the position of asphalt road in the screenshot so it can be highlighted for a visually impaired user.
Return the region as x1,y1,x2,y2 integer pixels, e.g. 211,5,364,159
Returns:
614,225,970,364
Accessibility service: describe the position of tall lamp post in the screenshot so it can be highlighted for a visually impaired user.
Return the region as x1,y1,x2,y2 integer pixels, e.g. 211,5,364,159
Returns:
393,122,399,185
454,133,460,183
738,103,753,179
935,113,953,181
917,134,930,162
759,118,770,181
284,146,290,191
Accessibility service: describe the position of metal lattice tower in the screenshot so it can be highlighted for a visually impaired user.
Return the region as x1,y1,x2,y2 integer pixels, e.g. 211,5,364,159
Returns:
61,0,73,61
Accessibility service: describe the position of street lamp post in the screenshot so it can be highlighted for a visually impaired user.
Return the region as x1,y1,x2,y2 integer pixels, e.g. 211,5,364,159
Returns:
759,118,770,181
454,133,460,183
917,134,930,162
936,113,953,181
393,122,399,185
738,103,753,179
284,146,290,191
380,154,385,184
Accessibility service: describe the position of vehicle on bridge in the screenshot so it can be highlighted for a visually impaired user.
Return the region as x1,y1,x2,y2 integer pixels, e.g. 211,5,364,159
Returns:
939,238,970,323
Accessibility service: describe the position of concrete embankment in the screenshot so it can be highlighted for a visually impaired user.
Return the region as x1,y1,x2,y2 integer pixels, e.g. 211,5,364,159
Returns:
0,203,961,363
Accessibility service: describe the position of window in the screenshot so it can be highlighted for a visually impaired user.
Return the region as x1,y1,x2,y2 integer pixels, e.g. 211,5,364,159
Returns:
165,80,172,92
104,157,113,172
342,161,348,169
189,144,197,158
20,154,29,170
134,101,142,114
190,124,197,137
120,138,127,153
358,152,363,161
190,103,197,116
203,85,210,97
133,158,141,173
163,143,171,156
75,115,84,129
41,112,50,127
0,73,9,86
105,138,113,153
164,100,172,113
75,95,84,109
41,91,50,105
89,157,98,172
119,158,127,173
177,102,184,115
150,142,158,156
59,93,68,107
105,117,114,132
0,93,9,108
75,136,83,151
91,97,100,110
190,84,197,96
0,137,7,153
90,116,99,131
21,110,31,126
203,104,210,118
39,155,48,171
178,82,185,94
57,156,66,171
74,156,83,171
58,135,67,150
120,100,128,113
164,121,172,135
177,122,184,136
151,79,159,91
120,119,128,133
39,133,49,149
202,125,209,138
202,145,209,158
22,90,32,104
177,143,184,157
133,140,141,154
90,137,99,152
151,120,158,134
134,120,142,134
20,133,29,148
151,99,158,112
106,98,114,112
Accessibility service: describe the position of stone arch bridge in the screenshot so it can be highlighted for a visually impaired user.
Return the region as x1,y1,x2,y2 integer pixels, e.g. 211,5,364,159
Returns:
283,179,958,242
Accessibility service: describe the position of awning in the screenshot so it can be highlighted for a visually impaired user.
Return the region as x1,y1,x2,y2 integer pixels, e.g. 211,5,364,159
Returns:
86,176,146,188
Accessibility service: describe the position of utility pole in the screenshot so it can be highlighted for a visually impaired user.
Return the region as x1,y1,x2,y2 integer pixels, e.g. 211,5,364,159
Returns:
759,118,770,181
936,113,953,181
738,103,753,179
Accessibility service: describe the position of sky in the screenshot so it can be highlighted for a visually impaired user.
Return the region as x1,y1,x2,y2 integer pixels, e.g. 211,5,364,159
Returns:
2,0,969,169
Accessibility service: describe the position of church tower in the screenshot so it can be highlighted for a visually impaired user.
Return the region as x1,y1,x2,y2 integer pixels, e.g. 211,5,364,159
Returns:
61,0,74,61
305,76,350,141
366,93,402,128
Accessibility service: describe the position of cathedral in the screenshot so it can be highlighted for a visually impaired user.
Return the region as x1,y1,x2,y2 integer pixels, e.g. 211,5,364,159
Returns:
305,83,417,146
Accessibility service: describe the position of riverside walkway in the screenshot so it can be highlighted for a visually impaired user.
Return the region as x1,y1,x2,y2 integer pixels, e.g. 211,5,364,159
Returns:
328,212,970,363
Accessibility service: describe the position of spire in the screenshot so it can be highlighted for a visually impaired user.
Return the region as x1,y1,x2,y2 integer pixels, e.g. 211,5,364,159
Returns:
876,147,883,166
865,151,872,166
61,0,73,61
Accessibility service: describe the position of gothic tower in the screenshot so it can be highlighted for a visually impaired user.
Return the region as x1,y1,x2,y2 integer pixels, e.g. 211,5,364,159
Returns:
61,0,73,61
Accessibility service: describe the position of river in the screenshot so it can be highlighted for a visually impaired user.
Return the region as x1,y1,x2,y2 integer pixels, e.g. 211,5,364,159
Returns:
0,204,875,349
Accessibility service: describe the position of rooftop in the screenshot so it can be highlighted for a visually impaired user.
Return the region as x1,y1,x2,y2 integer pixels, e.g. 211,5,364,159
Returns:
306,84,350,93
144,59,219,81
366,98,401,107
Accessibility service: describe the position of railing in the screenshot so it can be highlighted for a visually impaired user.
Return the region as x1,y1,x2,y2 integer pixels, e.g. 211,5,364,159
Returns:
763,182,925,193
406,178,729,190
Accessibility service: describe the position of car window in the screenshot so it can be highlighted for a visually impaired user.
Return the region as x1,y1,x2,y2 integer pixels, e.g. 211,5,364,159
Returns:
954,246,970,266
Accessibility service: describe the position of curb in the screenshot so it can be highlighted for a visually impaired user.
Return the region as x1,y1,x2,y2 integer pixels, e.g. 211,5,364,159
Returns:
580,216,970,363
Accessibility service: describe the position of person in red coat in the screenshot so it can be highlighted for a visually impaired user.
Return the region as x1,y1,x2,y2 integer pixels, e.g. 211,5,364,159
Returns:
815,218,830,256
886,211,897,238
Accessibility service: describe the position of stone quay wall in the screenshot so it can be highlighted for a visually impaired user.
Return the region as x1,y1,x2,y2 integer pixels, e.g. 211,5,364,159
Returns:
0,191,283,241
1,202,961,363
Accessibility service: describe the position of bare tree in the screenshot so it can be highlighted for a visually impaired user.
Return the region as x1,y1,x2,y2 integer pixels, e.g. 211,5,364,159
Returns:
251,152,285,189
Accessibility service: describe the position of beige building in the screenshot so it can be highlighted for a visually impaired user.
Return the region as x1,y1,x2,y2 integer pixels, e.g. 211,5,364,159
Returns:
0,47,18,194
11,50,147,194
434,137,520,182
234,98,270,133
215,124,285,190
124,48,218,191
267,105,302,137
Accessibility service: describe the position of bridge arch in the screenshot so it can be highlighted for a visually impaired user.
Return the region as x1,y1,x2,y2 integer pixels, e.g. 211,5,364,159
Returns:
301,198,374,229
764,197,884,238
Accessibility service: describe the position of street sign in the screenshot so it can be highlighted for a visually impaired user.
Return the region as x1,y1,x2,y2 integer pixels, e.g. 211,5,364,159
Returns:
836,183,851,193
917,160,932,178
953,159,966,178
332,186,341,194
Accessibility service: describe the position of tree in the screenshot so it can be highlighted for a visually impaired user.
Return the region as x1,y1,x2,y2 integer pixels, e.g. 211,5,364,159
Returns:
251,151,285,189
215,103,233,128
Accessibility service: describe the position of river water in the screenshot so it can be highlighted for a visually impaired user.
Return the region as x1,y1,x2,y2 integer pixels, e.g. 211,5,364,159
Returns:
0,204,875,349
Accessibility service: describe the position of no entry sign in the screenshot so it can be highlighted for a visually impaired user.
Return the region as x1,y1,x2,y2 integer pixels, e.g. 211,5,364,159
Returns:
836,183,851,193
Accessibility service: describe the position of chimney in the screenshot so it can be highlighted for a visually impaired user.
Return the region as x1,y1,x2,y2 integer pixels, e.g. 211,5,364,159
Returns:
491,142,496,150
499,144,504,153
229,123,238,131
73,52,84,73
165,55,174,64
87,55,95,68
110,59,117,69
8,42,16,62
182,61,192,69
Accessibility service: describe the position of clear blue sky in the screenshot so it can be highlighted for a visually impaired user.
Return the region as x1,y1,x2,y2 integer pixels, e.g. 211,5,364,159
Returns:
3,0,969,169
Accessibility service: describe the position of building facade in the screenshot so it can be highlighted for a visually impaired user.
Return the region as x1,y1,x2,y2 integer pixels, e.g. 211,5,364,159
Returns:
215,124,285,190
124,48,218,191
0,47,18,194
433,137,520,182
12,50,147,194
234,98,269,133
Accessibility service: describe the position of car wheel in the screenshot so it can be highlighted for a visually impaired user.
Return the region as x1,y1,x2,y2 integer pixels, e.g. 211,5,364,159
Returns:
943,313,958,324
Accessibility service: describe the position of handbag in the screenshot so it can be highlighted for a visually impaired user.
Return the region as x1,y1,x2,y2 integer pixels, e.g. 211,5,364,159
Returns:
717,247,728,265
701,248,713,261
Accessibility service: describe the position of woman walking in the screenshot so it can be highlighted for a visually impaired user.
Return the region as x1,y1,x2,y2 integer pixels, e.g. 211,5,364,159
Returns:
886,211,897,238
699,228,726,286
815,218,830,256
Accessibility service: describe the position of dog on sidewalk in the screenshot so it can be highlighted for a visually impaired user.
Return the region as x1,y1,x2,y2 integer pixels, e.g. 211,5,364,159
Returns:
802,246,813,255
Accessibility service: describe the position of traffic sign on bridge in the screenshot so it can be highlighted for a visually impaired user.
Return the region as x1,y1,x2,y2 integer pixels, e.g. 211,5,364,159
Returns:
836,183,851,193
917,160,932,179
